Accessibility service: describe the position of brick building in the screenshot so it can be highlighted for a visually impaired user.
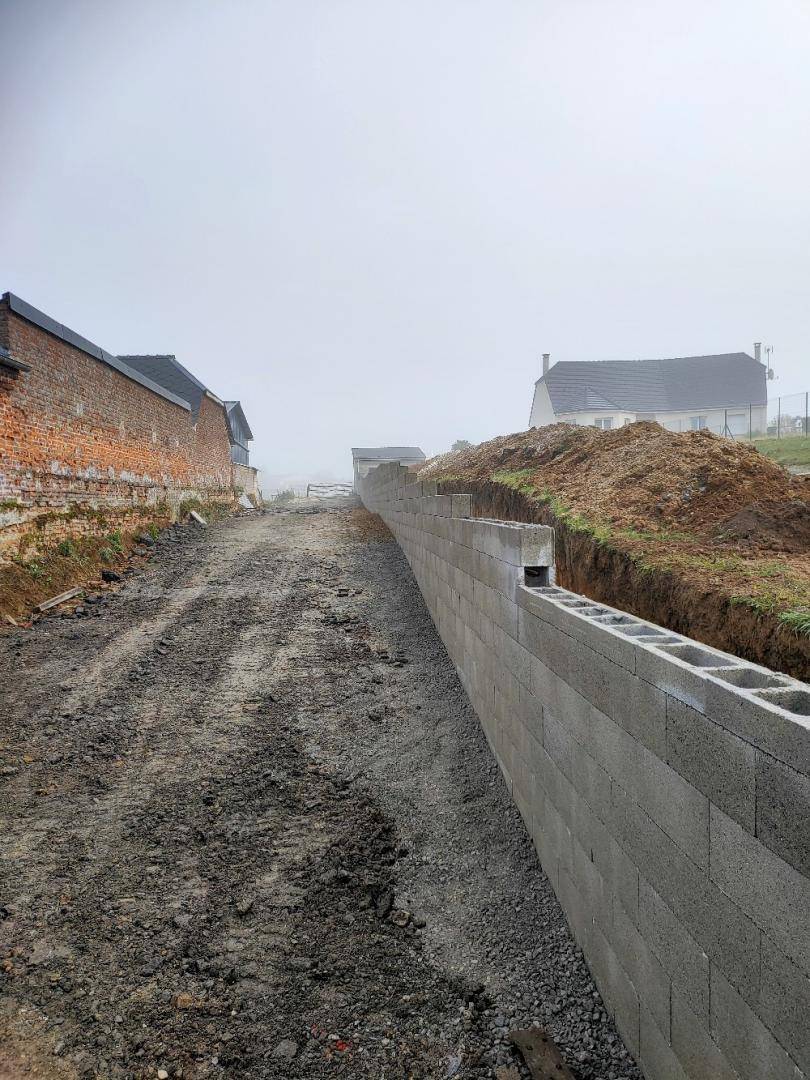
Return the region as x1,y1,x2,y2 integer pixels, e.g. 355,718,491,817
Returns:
0,292,250,555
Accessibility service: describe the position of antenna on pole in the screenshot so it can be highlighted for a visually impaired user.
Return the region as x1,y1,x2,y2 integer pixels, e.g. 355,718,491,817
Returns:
765,345,775,380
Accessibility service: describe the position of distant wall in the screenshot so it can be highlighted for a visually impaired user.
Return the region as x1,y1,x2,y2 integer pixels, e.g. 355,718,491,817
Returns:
359,459,810,1080
0,298,236,555
233,462,261,503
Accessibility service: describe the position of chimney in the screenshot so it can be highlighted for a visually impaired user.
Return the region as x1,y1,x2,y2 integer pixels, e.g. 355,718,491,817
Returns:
542,352,550,376
754,342,762,364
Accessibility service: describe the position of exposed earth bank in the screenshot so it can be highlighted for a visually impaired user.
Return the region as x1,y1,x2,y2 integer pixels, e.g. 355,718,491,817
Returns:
420,423,810,679
0,507,638,1080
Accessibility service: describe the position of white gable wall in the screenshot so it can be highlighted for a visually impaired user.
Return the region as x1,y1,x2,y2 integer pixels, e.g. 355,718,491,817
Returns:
530,398,768,438
528,382,556,428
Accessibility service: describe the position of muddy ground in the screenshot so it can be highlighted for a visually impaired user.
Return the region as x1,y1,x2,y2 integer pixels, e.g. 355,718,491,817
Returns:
0,506,639,1080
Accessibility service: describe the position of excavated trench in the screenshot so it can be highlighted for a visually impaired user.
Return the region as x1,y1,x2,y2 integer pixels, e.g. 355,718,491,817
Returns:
435,479,810,681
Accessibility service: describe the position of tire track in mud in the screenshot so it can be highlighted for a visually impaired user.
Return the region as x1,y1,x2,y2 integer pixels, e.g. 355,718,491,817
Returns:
0,512,497,1080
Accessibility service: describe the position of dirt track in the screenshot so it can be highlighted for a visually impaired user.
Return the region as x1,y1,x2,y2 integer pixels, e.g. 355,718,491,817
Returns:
0,507,639,1080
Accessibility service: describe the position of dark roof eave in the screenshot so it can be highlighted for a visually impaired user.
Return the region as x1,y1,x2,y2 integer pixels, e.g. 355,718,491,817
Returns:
3,293,191,410
224,401,254,441
0,348,30,373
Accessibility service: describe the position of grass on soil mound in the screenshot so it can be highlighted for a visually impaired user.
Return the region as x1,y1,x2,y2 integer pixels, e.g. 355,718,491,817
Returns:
420,421,810,650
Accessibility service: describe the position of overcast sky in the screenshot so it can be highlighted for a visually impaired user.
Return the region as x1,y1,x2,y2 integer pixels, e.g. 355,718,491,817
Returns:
2,0,809,480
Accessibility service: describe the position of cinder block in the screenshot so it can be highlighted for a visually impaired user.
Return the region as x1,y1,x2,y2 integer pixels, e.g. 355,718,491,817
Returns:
571,833,612,937
671,987,737,1080
759,937,810,1072
550,677,593,748
557,865,590,949
666,695,756,832
610,785,760,1002
519,524,554,569
569,739,612,824
609,671,667,758
543,709,575,783
451,493,472,518
613,899,671,1039
755,750,810,877
638,878,710,1020
534,792,571,884
591,823,640,926
710,965,796,1080
493,626,533,689
555,605,640,672
640,1007,685,1080
702,668,809,766
589,921,640,1057
709,804,810,978
515,683,543,747
635,640,737,713
590,707,709,867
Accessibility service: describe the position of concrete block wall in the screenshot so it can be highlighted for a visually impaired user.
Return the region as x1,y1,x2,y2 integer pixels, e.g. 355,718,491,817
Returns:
359,460,810,1080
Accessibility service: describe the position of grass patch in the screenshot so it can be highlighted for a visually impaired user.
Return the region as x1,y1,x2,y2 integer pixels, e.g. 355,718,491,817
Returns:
179,497,235,521
752,437,810,467
778,610,810,637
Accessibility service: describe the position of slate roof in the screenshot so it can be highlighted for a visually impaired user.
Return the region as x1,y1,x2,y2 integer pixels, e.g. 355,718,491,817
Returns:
120,354,208,418
224,401,254,444
351,446,426,461
538,354,767,415
2,293,191,409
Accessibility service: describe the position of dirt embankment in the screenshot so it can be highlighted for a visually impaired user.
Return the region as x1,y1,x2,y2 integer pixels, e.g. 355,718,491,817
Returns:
420,423,810,679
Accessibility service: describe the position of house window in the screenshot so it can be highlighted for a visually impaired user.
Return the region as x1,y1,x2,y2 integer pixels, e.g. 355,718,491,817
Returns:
623,417,633,426
595,417,613,430
689,416,707,430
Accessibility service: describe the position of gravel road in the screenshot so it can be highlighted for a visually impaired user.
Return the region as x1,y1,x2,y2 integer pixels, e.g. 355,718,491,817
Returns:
0,506,640,1080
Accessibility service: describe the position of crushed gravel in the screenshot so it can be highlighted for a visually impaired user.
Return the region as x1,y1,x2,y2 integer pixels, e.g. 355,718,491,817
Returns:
0,507,640,1080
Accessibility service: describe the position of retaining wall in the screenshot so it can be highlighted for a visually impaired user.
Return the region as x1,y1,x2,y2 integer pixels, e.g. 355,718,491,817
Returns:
359,460,810,1080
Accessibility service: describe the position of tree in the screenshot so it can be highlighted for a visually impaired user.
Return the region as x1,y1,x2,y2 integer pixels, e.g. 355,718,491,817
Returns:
451,439,473,452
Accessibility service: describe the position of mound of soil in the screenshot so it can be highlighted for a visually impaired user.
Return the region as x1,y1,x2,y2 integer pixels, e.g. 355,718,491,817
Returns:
714,499,810,554
422,421,807,541
420,423,810,678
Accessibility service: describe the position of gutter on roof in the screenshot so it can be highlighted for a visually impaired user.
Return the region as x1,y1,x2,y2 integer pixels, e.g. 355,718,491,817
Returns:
3,292,192,411
0,347,30,373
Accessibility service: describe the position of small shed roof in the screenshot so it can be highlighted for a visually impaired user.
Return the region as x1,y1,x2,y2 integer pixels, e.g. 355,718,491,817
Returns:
351,446,425,461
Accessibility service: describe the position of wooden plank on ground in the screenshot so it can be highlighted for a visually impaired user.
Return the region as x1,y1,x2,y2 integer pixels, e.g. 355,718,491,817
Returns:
34,587,83,613
509,1028,576,1080
189,510,208,526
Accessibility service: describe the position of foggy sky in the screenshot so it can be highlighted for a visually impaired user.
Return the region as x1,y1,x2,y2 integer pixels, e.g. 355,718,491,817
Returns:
2,0,809,480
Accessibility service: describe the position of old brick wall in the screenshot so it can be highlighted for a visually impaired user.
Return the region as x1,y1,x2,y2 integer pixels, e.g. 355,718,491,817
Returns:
0,299,236,555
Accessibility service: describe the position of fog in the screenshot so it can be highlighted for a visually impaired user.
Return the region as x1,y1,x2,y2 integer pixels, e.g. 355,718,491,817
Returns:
2,0,809,483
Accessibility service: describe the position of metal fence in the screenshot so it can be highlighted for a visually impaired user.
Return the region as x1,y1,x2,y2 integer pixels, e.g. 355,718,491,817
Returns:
659,392,809,441
764,391,810,440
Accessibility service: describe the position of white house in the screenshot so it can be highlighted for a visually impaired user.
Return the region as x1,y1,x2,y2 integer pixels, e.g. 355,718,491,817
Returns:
529,352,768,437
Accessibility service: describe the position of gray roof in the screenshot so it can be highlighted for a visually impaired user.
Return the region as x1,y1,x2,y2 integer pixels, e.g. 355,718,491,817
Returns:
351,446,426,461
224,401,254,443
2,292,191,409
538,354,767,415
120,354,208,418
